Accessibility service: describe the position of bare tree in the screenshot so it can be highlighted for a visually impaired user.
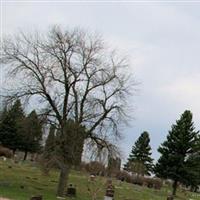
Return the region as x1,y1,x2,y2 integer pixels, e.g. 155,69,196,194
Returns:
1,26,135,196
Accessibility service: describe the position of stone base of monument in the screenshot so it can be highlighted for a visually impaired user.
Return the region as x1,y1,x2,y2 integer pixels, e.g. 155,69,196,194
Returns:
66,184,76,197
167,195,174,200
104,196,113,200
104,179,114,200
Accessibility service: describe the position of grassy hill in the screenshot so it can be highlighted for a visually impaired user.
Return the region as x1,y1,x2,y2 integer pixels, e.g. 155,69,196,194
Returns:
0,160,200,200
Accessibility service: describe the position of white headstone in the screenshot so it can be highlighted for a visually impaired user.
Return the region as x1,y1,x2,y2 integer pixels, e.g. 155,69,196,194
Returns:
104,196,113,200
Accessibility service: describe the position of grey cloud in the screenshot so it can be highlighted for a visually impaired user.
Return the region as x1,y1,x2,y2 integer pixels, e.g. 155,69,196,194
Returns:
2,2,200,161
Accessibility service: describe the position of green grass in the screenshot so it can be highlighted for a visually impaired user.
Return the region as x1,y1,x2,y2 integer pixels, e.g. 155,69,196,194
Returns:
0,160,200,200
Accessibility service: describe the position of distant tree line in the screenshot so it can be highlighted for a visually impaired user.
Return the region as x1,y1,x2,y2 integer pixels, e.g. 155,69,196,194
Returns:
0,99,43,160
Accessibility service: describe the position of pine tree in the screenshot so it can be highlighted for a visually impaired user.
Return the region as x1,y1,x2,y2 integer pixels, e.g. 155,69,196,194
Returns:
184,152,200,192
41,125,57,174
57,119,86,166
0,107,8,145
0,100,25,152
21,110,43,160
184,135,200,192
154,110,199,196
43,120,86,168
124,131,154,176
44,124,56,160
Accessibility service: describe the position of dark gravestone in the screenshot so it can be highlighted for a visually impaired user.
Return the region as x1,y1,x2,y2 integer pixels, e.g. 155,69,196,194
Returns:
106,188,114,197
30,195,42,200
20,185,24,189
105,184,114,198
167,195,174,200
66,184,76,197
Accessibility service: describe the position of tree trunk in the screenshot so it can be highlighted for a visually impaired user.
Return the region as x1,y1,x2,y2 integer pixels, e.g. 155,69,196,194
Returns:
13,149,16,155
56,166,70,197
23,151,28,161
172,180,178,196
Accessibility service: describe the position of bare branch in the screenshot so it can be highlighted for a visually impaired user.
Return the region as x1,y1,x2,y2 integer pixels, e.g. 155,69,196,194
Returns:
1,26,135,152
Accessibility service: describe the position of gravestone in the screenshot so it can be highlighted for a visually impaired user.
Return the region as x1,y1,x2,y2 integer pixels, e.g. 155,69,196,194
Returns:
30,195,42,200
104,180,114,200
104,196,113,200
20,185,25,189
90,174,96,181
66,184,76,197
167,195,174,200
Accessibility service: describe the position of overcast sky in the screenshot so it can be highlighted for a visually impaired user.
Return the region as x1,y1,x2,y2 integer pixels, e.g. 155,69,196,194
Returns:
1,1,200,162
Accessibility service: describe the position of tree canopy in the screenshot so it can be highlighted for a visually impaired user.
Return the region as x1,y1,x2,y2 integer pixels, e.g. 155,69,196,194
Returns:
0,100,25,152
155,110,199,196
21,110,43,160
124,131,154,176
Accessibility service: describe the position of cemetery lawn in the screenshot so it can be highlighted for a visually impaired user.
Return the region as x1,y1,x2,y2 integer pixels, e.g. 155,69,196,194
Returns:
0,160,200,200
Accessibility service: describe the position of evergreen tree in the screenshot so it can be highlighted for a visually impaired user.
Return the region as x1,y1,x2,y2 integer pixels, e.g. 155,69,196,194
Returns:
43,124,56,160
0,107,7,124
57,119,86,166
154,110,199,196
0,107,8,145
0,100,25,152
184,135,200,191
184,152,200,192
42,124,57,174
21,110,43,160
43,120,86,168
124,131,154,176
